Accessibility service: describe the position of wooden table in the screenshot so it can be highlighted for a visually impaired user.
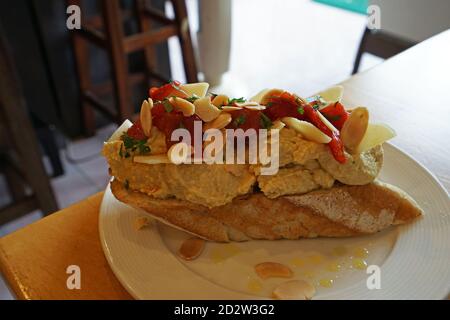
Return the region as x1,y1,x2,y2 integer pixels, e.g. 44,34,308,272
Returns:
1,30,449,300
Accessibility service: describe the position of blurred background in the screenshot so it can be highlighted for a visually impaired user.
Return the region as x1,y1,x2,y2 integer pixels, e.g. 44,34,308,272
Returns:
0,0,449,298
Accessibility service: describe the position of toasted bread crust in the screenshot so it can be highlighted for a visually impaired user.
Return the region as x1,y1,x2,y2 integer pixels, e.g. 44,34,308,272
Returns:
110,179,422,242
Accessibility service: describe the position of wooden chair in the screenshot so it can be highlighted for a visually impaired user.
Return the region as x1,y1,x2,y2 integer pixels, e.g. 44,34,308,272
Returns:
352,27,416,74
68,0,198,135
0,24,58,225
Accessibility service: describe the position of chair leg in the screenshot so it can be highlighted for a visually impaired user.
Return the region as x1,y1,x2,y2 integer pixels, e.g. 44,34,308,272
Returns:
171,0,198,83
0,24,58,216
68,0,96,136
135,0,158,87
352,27,370,75
1,159,27,202
102,0,133,121
36,126,64,177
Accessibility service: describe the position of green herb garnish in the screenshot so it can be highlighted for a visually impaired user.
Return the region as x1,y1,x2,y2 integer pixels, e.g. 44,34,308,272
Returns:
260,113,272,129
234,114,246,127
185,94,199,103
163,99,173,113
120,133,151,156
297,106,305,115
229,97,246,105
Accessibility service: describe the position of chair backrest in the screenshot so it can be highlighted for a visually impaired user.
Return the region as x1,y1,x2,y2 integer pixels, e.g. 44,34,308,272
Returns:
370,0,450,42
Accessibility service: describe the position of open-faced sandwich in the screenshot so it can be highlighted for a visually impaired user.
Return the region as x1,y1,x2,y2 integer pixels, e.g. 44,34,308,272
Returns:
102,81,422,242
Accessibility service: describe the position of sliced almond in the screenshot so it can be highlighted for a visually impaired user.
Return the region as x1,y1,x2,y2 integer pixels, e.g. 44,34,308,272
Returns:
221,106,242,112
194,97,221,122
203,113,232,131
107,119,133,142
178,237,205,261
134,216,150,230
243,105,266,111
355,123,396,154
212,94,229,107
180,82,209,98
271,120,285,130
255,262,293,279
281,117,331,144
234,101,259,108
133,154,170,164
167,142,192,164
260,89,284,105
140,99,153,137
293,94,308,105
250,88,270,104
147,98,154,109
340,106,369,153
272,280,316,300
168,97,195,116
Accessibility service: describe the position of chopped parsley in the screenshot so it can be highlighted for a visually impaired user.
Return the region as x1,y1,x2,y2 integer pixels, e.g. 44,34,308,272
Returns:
297,106,305,115
229,97,246,105
162,99,173,112
311,103,320,110
185,94,199,103
260,113,272,129
233,114,246,127
120,133,151,157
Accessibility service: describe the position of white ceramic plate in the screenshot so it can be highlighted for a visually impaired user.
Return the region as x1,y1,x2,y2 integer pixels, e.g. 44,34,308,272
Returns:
99,143,450,299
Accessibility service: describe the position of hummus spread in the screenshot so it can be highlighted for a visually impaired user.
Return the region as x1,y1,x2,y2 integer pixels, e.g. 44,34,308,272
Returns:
102,128,383,208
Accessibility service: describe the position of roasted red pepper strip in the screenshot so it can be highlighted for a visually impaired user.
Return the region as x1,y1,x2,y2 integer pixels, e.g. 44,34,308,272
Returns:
303,105,346,163
263,91,346,163
149,80,188,101
126,120,147,140
319,102,349,130
263,93,307,121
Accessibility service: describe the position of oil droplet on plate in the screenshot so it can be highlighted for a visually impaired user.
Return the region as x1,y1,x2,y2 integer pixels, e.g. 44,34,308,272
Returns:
300,270,316,279
247,278,263,293
353,247,369,259
290,257,305,267
326,261,342,272
319,278,334,288
332,246,347,257
307,253,324,265
210,244,241,263
352,258,368,270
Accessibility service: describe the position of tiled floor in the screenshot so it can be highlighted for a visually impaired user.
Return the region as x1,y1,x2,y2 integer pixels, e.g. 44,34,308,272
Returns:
0,0,383,299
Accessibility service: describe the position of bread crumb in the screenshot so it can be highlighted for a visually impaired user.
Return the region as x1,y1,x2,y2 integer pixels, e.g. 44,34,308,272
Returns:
134,216,151,230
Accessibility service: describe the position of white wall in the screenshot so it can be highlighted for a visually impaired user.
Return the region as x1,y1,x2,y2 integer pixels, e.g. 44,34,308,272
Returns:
370,0,450,42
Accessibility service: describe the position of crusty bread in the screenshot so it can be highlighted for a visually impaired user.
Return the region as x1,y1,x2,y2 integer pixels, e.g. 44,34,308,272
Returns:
110,179,422,242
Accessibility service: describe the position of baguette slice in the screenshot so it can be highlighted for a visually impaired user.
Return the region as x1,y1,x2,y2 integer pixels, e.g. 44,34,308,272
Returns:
110,179,422,242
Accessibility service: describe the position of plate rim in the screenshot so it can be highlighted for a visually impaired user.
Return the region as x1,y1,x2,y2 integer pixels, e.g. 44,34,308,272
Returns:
99,142,450,299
